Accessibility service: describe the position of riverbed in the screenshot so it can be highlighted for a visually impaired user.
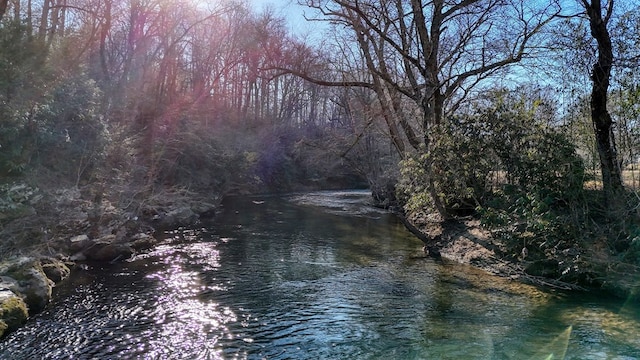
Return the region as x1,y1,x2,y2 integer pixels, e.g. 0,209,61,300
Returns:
1,191,638,359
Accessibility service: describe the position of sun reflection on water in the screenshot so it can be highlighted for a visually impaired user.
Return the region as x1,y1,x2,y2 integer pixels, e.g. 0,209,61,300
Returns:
137,238,243,359
2,192,639,359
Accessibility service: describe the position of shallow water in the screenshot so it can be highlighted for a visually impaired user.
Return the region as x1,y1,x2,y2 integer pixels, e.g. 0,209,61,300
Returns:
1,190,639,359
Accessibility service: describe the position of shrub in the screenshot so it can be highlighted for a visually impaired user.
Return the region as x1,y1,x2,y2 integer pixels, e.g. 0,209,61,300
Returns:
32,74,105,183
398,94,586,255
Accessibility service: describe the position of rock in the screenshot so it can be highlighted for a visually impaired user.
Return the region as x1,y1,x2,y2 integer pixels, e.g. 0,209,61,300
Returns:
0,290,29,338
191,202,217,217
85,243,134,262
157,207,198,228
70,234,89,243
130,233,157,251
423,245,442,259
40,258,71,283
70,252,86,262
1,257,53,313
95,234,117,244
69,234,91,252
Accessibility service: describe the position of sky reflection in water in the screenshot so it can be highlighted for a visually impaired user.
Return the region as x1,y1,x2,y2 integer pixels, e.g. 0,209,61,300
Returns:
0,191,639,359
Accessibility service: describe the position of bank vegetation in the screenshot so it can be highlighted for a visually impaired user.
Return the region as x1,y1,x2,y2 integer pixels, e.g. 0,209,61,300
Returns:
0,0,639,333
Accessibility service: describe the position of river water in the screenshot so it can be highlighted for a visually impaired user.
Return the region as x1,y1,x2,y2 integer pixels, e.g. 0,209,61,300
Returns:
1,190,639,359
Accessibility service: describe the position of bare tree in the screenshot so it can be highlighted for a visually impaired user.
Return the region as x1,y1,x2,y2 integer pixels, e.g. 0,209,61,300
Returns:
294,0,561,155
275,0,562,215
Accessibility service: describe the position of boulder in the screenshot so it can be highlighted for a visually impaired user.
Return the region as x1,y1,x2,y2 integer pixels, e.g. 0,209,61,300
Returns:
0,290,29,338
40,258,71,283
1,257,53,313
130,233,157,251
191,202,217,218
85,241,134,262
157,207,197,228
95,244,134,262
68,234,91,252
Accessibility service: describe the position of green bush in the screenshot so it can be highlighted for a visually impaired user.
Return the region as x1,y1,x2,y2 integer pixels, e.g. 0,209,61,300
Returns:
474,100,585,243
398,115,497,215
0,20,104,182
32,75,105,182
398,93,586,254
0,20,49,176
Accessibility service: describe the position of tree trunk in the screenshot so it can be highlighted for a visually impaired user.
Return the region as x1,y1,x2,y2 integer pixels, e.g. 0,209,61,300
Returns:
584,0,624,197
99,0,112,82
0,0,8,22
26,0,32,35
39,0,51,40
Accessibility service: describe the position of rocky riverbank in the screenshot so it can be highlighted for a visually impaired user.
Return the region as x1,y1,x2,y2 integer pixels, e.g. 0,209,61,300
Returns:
0,183,221,338
0,257,68,337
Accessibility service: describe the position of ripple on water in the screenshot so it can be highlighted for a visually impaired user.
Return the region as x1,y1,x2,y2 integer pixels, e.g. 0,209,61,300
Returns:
290,190,388,218
1,191,639,359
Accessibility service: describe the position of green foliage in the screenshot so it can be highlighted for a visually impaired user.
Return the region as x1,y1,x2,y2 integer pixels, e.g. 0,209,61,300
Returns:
399,91,587,255
0,20,49,176
487,123,583,195
478,102,585,258
0,20,104,182
162,131,245,193
0,183,41,223
476,99,584,229
143,114,259,195
398,128,493,215
32,74,105,182
0,20,47,102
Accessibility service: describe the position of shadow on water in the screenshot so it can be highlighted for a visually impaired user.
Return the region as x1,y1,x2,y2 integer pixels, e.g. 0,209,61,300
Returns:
1,190,639,359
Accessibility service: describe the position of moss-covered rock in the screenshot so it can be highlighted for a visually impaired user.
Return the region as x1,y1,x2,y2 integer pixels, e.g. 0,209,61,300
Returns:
0,290,29,338
1,257,53,313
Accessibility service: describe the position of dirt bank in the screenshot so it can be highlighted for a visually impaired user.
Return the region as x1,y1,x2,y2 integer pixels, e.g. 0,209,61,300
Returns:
400,212,640,301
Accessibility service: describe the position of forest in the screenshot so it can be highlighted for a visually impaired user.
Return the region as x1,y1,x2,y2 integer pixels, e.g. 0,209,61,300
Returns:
1,0,639,299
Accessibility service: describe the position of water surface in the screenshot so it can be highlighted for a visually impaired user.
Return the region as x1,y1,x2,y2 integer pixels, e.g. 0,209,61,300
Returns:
1,191,639,359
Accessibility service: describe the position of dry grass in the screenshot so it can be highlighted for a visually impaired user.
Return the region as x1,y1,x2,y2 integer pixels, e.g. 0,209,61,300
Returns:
584,169,640,190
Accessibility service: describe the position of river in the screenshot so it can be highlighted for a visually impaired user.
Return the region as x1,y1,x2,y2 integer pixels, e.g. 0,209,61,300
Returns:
1,190,639,359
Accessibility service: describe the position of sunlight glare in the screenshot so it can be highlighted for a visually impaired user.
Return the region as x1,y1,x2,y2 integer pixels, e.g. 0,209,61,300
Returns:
528,326,572,360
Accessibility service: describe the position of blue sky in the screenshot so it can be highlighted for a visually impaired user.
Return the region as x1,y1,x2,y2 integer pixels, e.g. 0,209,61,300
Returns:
248,0,326,38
